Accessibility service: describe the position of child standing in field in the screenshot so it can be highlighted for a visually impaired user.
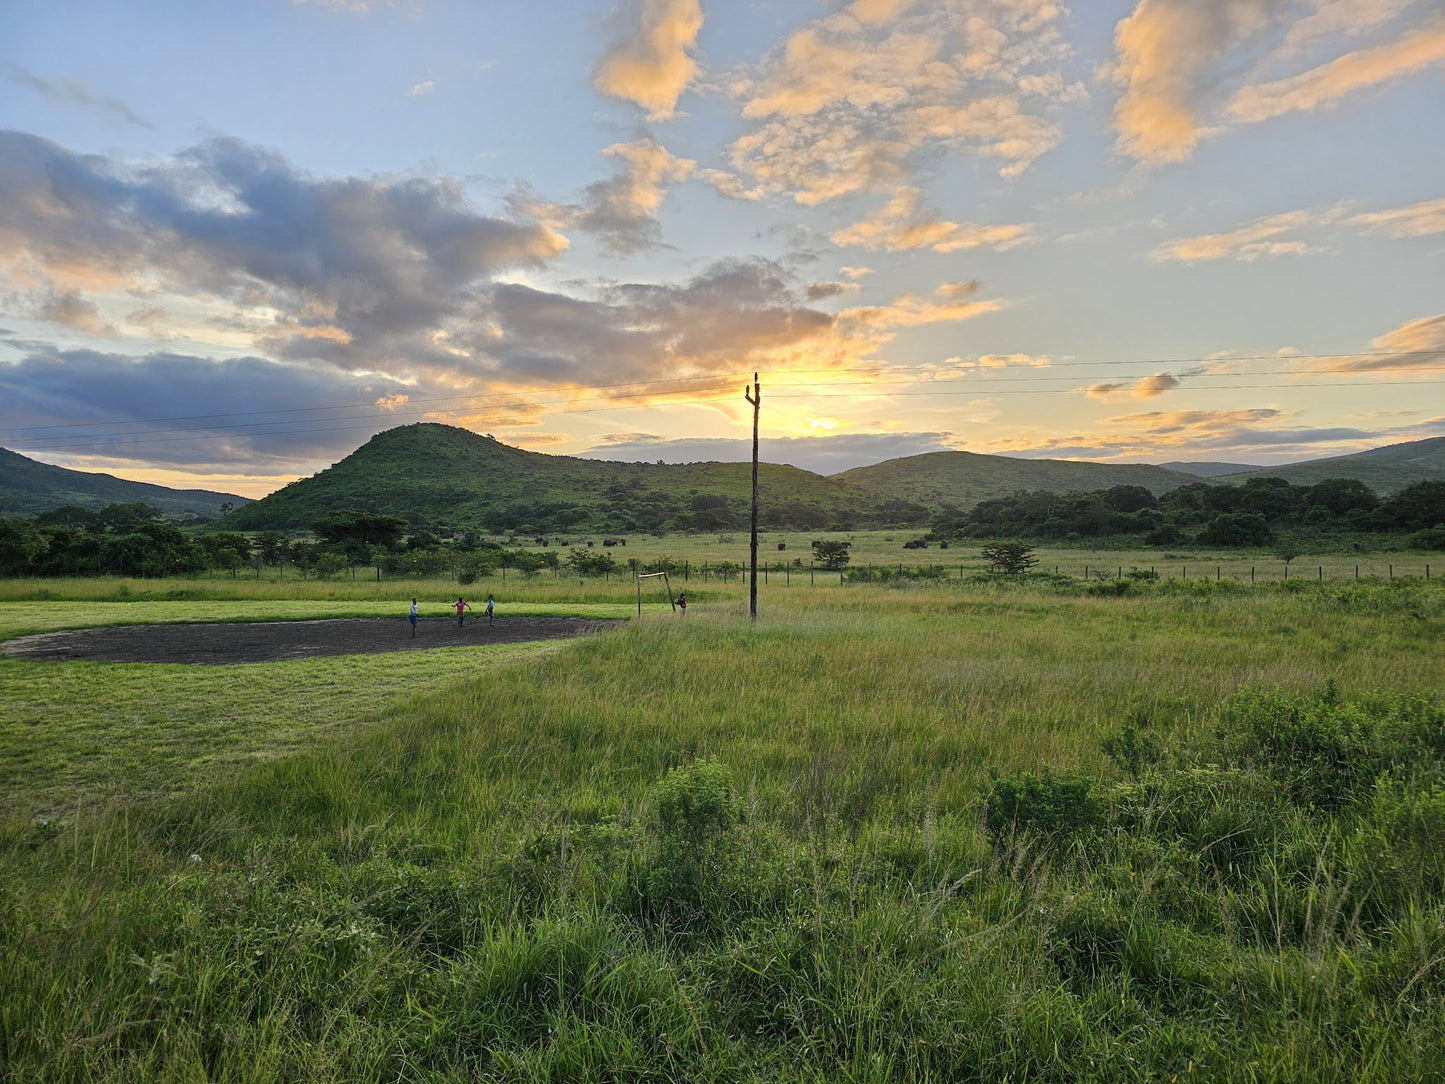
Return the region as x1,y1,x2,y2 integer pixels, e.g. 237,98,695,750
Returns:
454,596,471,626
485,594,495,626
676,592,687,615
409,597,419,637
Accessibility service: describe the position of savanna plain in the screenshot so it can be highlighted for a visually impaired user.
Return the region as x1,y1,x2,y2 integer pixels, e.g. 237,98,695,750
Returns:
1,564,1443,1082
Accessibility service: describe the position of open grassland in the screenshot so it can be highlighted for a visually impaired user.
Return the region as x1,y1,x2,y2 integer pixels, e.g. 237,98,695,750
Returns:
1,577,1443,1081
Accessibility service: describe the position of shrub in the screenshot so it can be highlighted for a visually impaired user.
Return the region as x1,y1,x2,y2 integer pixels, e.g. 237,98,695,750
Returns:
982,768,1102,845
643,758,739,918
1218,686,1445,812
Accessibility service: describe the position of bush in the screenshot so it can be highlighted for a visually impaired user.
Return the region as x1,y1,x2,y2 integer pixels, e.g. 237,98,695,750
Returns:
643,759,739,918
1218,685,1445,812
982,768,1102,845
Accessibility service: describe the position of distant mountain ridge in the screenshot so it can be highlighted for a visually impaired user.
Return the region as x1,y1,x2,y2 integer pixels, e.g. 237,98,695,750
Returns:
1213,436,1445,494
1157,461,1264,478
831,450,1199,506
0,447,250,518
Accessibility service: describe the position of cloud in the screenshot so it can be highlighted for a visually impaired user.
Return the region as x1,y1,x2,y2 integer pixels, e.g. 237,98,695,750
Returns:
0,346,417,471
0,131,568,375
1149,209,1322,262
1323,313,1445,373
1349,196,1445,238
6,65,155,129
720,0,1073,203
1107,1,1443,163
1152,196,1441,262
1083,372,1182,400
839,266,872,280
594,0,703,120
29,290,119,338
1273,0,1417,60
976,353,1050,369
408,79,437,97
1108,0,1289,164
292,0,371,14
990,406,1380,461
1228,23,1445,123
835,280,1003,331
830,186,1031,252
575,137,696,252
805,280,862,300
581,430,957,474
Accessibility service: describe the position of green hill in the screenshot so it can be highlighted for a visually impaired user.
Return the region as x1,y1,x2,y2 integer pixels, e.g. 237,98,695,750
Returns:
224,423,907,532
1215,436,1445,494
0,447,250,518
832,450,1199,506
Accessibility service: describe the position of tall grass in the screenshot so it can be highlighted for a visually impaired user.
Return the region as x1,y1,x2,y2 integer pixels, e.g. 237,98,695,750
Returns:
1,579,1442,1080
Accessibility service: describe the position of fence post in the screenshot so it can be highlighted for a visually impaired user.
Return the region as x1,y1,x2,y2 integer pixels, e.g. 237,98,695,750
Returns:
685,561,689,581
1217,565,1220,581
810,561,814,585
1390,564,1393,579
1183,565,1187,580
1318,565,1322,581
1355,565,1358,579
1251,566,1254,583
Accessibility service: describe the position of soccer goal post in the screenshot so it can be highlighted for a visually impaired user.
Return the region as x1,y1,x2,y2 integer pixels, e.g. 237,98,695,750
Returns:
635,570,675,615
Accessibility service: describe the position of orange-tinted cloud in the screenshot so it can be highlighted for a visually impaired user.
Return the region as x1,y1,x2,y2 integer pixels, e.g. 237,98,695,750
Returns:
1109,1,1442,163
831,186,1031,252
722,1,1072,203
1349,196,1445,238
1150,210,1321,262
1324,313,1445,373
594,0,703,120
1083,372,1182,399
1229,23,1445,124
1109,0,1282,164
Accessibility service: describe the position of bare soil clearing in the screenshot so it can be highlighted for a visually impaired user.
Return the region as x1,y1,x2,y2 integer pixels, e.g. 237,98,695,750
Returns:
2,616,620,665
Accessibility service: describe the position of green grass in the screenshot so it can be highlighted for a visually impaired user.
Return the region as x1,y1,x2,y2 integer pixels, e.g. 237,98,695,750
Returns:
2,577,1443,1081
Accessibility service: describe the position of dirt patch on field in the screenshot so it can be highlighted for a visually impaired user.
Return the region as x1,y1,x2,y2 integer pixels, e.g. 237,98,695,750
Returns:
1,616,621,665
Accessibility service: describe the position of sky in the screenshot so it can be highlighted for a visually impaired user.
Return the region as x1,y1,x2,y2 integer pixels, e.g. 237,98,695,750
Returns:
1,0,1442,498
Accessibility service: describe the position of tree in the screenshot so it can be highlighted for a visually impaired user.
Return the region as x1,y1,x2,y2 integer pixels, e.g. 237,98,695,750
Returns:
1199,512,1271,546
256,530,287,567
312,511,407,548
980,540,1038,574
811,538,851,570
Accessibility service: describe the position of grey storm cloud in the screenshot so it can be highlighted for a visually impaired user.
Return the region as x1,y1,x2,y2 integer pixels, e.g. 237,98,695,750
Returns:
0,130,565,369
470,258,835,385
0,346,424,472
581,431,956,475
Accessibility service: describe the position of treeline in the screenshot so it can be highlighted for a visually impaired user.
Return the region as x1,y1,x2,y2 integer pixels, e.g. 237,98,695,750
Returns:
932,478,1445,548
0,506,649,580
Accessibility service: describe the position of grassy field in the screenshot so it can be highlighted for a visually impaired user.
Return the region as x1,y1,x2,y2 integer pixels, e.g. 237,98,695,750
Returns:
1,572,1443,1081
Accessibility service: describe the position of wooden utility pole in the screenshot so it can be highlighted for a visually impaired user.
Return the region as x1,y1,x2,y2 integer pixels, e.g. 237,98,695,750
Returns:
745,372,761,621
